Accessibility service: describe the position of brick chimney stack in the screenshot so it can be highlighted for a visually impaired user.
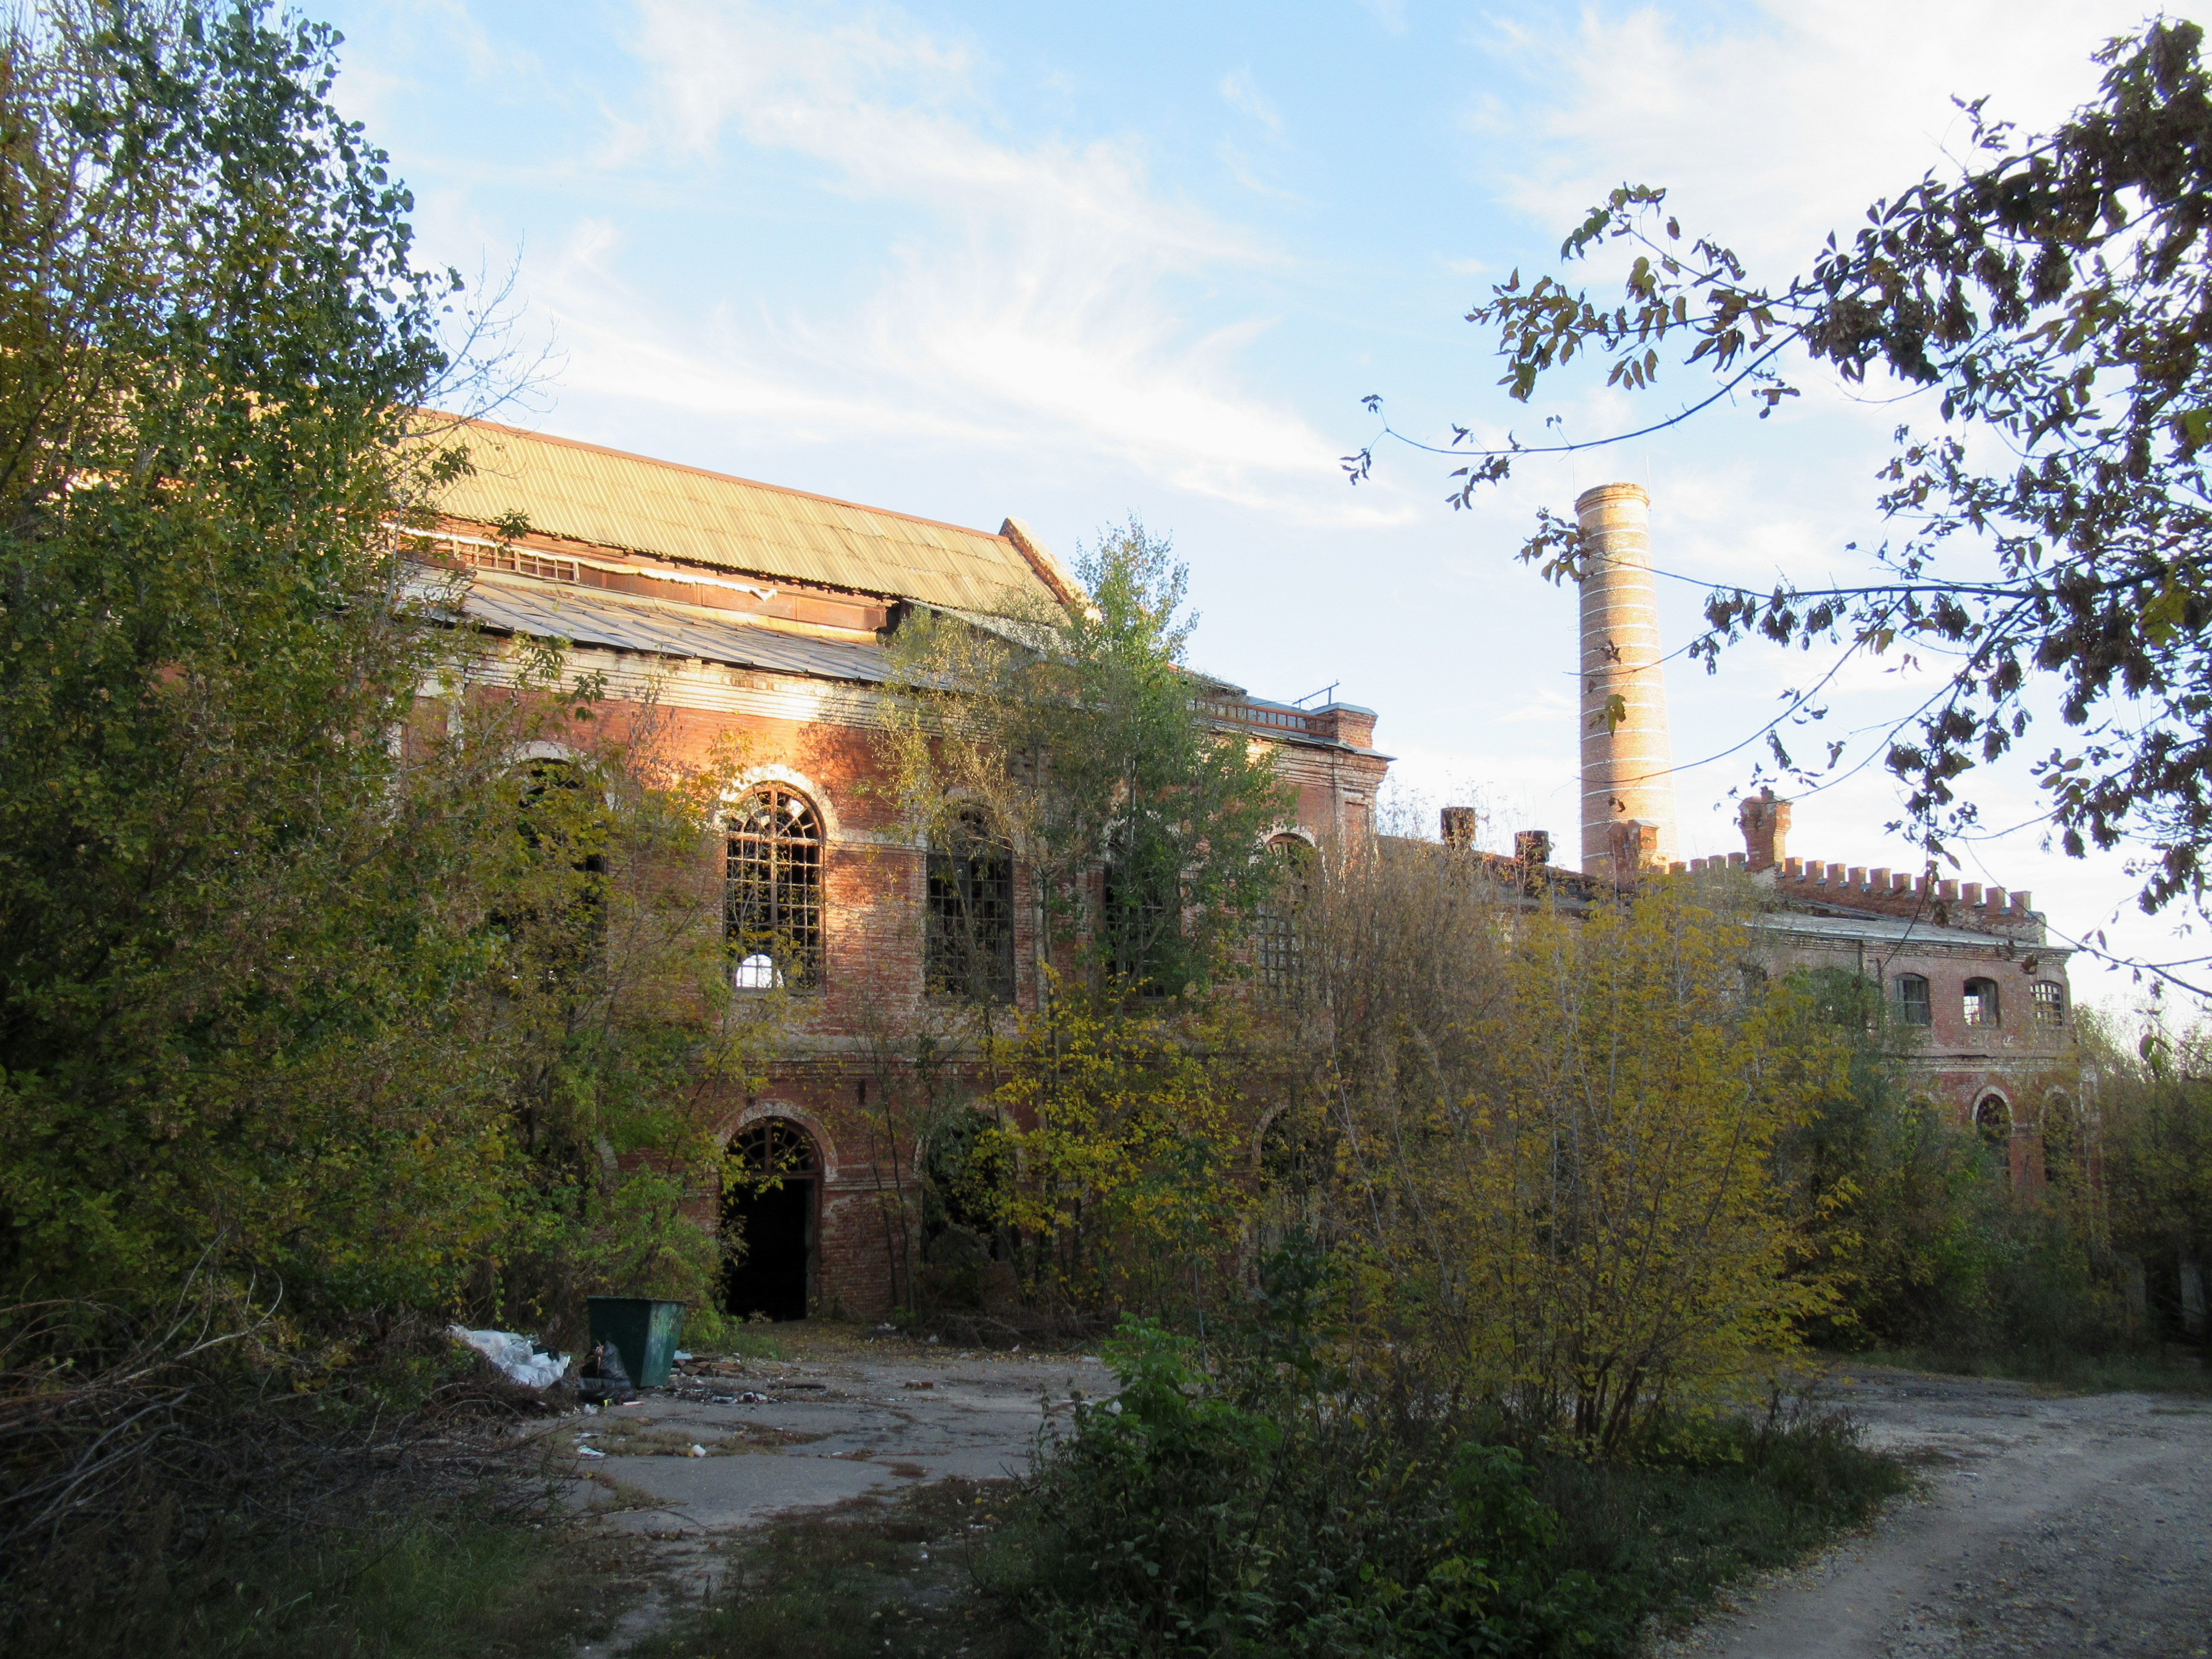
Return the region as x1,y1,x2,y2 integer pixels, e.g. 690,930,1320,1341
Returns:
1577,483,1678,878
1738,789,1792,871
1440,806,1477,850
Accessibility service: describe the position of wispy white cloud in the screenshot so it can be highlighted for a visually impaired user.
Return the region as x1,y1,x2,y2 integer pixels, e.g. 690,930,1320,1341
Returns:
515,0,1381,516
1218,67,1284,140
1479,0,2149,267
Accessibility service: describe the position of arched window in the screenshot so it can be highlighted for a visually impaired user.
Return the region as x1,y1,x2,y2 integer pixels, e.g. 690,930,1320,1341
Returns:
1893,972,1933,1027
926,810,1015,1003
2032,980,2066,1027
725,786,824,989
1975,1093,2011,1152
728,1116,820,1180
1963,977,2001,1027
1255,835,1312,995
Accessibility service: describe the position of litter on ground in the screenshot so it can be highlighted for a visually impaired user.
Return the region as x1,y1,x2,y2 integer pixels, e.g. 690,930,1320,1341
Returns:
448,1324,570,1388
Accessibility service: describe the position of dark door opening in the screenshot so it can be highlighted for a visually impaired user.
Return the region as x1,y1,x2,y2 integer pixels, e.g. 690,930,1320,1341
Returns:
721,1118,820,1322
722,1176,814,1321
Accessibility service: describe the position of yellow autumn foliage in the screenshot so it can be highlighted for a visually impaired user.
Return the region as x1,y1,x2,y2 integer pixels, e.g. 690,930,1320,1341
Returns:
1321,856,1850,1449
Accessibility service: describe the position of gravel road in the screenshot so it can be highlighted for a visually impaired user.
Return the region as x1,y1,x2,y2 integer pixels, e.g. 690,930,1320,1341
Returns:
1656,1368,2212,1659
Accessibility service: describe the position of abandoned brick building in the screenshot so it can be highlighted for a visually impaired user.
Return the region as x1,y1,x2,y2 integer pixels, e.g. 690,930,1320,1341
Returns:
407,416,1389,1320
1562,480,2078,1187
411,432,2074,1319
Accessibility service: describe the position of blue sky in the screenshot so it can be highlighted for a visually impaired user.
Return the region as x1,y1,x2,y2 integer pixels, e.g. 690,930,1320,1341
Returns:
317,0,2193,1004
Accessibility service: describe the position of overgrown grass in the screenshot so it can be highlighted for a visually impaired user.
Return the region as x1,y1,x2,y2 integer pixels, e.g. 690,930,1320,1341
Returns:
723,1328,789,1361
1537,1406,1912,1633
13,1502,634,1659
1837,1344,2212,1396
638,1359,1909,1659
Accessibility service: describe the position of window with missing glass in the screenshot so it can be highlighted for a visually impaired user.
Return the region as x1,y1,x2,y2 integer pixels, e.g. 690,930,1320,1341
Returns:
2032,980,2066,1027
1963,977,2001,1027
725,785,824,990
1103,831,1180,996
926,811,1015,1003
1893,972,1933,1027
1255,835,1312,995
1975,1093,2011,1153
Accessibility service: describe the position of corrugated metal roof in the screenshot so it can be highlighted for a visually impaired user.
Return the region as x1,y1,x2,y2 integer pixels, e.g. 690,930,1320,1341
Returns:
430,569,894,683
413,416,1063,616
1755,909,2055,951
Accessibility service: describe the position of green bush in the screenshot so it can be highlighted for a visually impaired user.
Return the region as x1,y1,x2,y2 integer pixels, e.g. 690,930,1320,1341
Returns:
1002,1317,1612,1658
990,1239,1910,1659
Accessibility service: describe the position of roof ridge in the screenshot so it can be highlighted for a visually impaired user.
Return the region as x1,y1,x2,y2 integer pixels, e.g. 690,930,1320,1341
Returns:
416,411,1015,547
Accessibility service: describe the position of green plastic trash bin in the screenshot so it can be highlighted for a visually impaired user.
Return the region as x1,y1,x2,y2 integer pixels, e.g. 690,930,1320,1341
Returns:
586,1296,687,1389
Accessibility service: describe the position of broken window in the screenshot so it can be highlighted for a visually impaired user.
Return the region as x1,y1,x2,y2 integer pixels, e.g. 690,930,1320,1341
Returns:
2032,980,2065,1027
1254,835,1312,996
501,758,607,979
1974,1093,2011,1155
926,811,1015,1003
1103,828,1181,997
1963,977,2001,1027
1893,972,1932,1027
725,785,824,990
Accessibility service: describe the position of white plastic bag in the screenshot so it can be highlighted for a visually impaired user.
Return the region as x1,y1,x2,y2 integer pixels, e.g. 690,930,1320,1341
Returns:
448,1325,571,1389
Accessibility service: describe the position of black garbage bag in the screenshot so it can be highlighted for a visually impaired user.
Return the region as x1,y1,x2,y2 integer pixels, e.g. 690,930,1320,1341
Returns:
575,1339,637,1404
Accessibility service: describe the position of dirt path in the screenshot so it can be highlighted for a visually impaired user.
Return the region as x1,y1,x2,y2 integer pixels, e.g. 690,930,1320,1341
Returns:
1656,1369,2212,1659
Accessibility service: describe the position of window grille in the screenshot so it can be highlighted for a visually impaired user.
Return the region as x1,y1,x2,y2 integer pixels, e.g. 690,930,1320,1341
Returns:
1103,834,1178,996
926,812,1015,1003
728,1118,819,1179
1963,977,2001,1027
1255,837,1312,995
725,786,824,989
2032,980,2065,1026
1893,973,1933,1026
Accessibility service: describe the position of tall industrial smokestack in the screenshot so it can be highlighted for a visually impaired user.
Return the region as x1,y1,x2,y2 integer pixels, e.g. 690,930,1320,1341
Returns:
1577,482,1678,879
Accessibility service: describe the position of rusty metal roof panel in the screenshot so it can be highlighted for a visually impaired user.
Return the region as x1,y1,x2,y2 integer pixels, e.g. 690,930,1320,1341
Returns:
413,416,1059,615
445,570,893,683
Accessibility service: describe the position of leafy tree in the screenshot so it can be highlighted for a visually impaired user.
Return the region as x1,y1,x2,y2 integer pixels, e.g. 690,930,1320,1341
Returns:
0,2,768,1333
2081,1004,2212,1335
1318,859,1847,1450
873,521,1293,1316
877,519,1294,1010
1357,20,2212,924
980,980,1257,1312
1772,967,2107,1355
0,0,479,1307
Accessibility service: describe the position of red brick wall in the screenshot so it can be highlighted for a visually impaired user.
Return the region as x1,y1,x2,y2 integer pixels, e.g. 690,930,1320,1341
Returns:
429,648,1388,1317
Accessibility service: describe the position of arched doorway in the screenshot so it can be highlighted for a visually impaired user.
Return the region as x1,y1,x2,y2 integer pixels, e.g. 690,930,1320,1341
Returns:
722,1118,820,1321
